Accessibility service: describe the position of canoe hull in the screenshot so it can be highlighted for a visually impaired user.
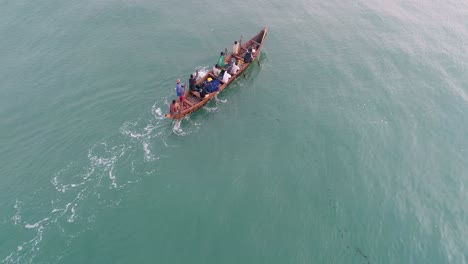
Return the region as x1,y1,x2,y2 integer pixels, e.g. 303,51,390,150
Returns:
166,27,268,120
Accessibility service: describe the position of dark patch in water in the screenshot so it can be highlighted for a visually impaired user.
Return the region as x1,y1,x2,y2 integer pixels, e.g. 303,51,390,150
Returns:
327,187,370,264
356,247,370,264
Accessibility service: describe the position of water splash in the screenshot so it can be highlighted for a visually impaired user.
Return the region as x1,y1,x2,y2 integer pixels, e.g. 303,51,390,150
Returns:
195,66,210,79
172,120,190,136
216,98,228,104
203,106,219,112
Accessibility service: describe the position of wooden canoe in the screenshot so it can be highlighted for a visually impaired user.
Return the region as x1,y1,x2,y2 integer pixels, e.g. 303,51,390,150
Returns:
165,26,268,120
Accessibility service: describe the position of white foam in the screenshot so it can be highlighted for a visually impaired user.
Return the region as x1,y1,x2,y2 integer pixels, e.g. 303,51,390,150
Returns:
195,66,210,79
67,205,76,223
109,169,117,188
24,223,38,229
152,105,166,120
146,169,156,175
50,202,71,215
11,200,22,225
203,106,219,112
173,129,188,136
52,176,67,193
173,120,181,131
3,97,178,263
24,218,49,229
143,142,151,161
172,120,187,136
154,107,162,116
452,84,468,104
70,183,84,188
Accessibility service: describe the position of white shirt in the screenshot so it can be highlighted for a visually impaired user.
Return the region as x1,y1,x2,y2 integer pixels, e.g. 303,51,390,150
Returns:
232,43,239,55
222,71,231,83
230,63,240,75
212,66,219,77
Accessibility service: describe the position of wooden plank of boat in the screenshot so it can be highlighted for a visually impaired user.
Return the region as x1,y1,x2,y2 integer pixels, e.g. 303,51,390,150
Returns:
165,26,268,120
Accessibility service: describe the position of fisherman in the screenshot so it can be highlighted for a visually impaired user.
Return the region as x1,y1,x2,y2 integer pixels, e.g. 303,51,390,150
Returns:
212,64,220,78
189,70,199,92
230,61,240,75
229,56,236,66
176,79,185,103
251,45,258,56
232,41,240,55
169,99,180,114
243,48,253,63
222,70,232,84
217,51,228,68
199,82,207,98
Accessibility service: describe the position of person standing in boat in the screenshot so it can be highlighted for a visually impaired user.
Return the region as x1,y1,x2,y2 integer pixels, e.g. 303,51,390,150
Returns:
232,41,240,55
175,79,185,104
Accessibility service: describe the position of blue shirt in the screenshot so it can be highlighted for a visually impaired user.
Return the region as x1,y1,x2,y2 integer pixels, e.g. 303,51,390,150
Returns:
176,83,183,96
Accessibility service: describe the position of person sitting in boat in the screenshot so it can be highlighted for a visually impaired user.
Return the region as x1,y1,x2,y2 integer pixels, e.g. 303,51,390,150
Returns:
169,99,180,114
244,48,253,63
212,64,220,78
225,56,237,72
189,70,200,92
232,41,240,55
222,70,232,84
230,61,240,75
175,79,185,103
229,56,236,65
251,45,259,56
199,82,208,98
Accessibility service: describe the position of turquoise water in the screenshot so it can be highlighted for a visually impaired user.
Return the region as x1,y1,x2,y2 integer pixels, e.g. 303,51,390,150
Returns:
1,0,468,263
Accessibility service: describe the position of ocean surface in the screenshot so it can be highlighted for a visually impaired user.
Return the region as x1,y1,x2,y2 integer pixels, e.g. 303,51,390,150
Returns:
1,0,468,263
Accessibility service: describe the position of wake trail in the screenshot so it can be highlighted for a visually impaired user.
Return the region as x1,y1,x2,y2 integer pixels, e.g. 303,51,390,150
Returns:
2,67,219,263
2,101,171,264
